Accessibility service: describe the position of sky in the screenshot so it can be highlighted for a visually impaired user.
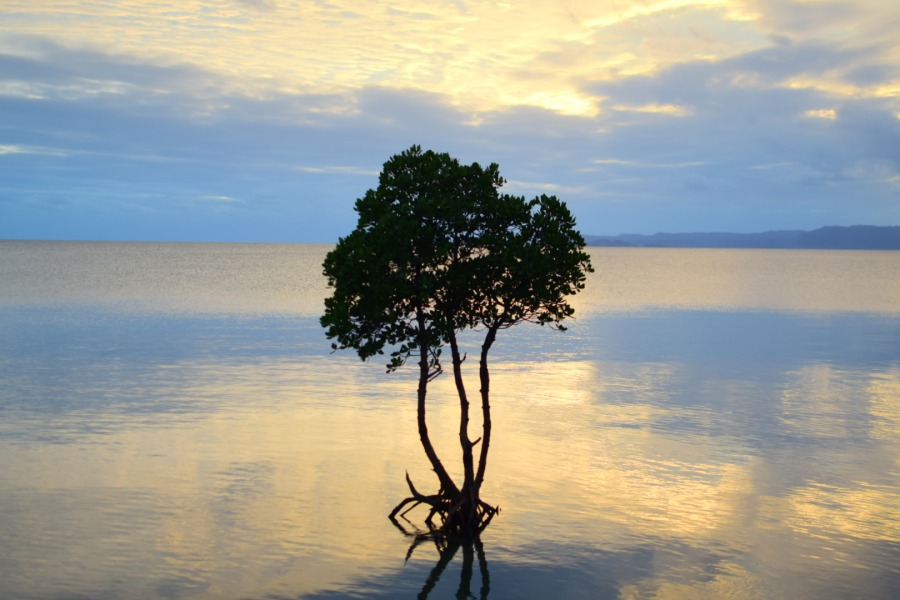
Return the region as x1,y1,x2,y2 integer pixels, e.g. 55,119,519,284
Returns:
1,0,899,242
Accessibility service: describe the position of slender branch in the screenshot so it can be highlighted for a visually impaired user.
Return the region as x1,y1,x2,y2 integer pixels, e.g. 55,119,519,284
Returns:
415,312,459,496
449,330,475,492
474,321,500,492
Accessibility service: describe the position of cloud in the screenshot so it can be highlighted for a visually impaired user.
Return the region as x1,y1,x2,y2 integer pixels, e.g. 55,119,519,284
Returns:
200,195,241,203
750,0,895,43
384,6,441,20
592,159,708,169
233,0,277,11
0,2,770,118
612,103,692,116
294,165,380,176
803,109,837,120
0,144,69,157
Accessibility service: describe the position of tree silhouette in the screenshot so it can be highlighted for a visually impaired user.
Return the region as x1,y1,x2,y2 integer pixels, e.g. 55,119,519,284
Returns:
321,145,593,538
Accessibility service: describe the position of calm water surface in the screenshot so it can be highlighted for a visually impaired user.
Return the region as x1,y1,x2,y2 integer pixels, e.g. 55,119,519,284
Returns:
1,241,899,599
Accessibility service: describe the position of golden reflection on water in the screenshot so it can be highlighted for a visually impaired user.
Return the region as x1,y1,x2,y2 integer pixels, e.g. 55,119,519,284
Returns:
774,363,900,548
482,361,755,544
618,561,766,600
780,483,900,544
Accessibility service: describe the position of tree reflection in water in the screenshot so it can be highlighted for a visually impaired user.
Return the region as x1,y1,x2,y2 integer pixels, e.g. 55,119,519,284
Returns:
402,533,490,600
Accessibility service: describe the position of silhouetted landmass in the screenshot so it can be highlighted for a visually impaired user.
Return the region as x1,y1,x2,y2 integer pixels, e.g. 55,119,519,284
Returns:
586,226,900,250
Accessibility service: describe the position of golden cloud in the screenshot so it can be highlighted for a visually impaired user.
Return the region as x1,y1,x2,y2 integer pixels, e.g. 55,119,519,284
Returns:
0,0,776,117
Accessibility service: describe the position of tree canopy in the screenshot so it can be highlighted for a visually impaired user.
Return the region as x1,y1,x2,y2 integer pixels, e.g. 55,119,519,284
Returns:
321,144,592,374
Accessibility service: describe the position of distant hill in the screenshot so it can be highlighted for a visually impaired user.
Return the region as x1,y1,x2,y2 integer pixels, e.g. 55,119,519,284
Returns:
586,226,900,250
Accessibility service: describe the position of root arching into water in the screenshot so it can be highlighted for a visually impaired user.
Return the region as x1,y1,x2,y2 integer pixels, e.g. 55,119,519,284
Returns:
388,472,499,540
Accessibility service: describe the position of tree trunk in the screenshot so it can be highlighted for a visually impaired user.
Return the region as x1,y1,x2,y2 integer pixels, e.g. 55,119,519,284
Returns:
389,321,499,538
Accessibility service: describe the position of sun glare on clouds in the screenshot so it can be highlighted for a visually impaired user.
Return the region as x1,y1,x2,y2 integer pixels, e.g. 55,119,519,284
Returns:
2,0,897,121
0,0,778,118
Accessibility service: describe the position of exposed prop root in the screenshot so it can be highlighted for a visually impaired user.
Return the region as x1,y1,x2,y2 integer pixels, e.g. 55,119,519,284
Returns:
388,472,499,543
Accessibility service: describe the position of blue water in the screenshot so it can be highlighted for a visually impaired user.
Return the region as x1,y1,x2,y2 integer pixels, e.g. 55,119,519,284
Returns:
1,241,899,599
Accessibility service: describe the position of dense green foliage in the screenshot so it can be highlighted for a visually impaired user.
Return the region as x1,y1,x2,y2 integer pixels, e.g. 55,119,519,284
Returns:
321,145,593,374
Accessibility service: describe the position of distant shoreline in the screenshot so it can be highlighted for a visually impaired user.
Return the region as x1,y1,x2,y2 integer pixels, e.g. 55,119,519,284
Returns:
586,225,900,250
3,225,900,249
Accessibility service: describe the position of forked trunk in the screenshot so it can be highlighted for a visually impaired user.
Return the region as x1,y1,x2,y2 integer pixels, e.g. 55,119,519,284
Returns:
389,321,500,539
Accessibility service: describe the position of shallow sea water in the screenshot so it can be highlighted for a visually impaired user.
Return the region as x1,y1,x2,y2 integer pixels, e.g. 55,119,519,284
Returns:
1,241,899,599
